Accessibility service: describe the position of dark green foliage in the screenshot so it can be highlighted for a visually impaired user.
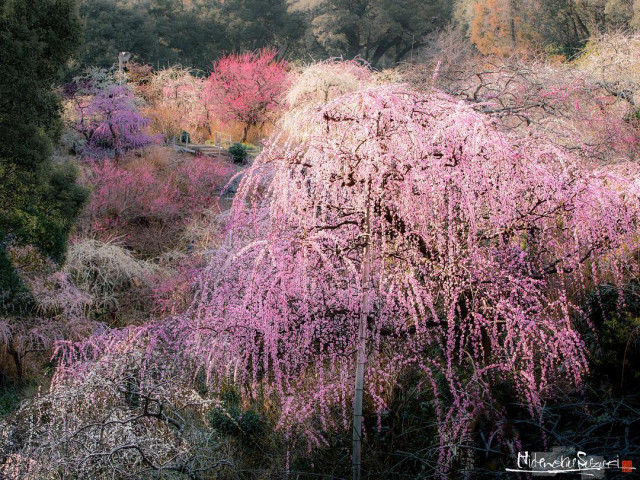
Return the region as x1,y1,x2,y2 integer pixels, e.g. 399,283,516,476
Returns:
77,0,158,70
0,0,87,311
228,142,248,164
74,0,305,72
626,107,640,126
533,0,591,58
21,163,86,261
0,245,28,311
208,391,264,440
306,0,453,67
219,0,305,54
75,0,454,71
585,281,640,393
76,0,228,72
0,385,20,417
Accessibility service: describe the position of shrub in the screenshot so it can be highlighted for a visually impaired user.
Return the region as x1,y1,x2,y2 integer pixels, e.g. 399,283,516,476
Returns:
77,148,233,254
1,245,99,381
64,239,160,324
584,281,640,393
227,143,248,163
208,391,265,440
6,245,94,321
0,386,19,417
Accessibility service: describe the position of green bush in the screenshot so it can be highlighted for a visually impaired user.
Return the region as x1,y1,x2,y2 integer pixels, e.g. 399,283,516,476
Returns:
627,108,640,126
228,142,248,163
0,245,27,312
207,390,264,439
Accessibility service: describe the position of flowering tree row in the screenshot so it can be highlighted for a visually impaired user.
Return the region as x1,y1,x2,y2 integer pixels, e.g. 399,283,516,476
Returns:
68,49,290,156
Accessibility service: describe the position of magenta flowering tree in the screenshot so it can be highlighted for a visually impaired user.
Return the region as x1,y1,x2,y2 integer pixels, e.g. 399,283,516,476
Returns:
205,49,289,143
75,84,157,160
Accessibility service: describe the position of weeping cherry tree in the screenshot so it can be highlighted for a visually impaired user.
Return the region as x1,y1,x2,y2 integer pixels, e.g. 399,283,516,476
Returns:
31,82,640,478
187,84,639,475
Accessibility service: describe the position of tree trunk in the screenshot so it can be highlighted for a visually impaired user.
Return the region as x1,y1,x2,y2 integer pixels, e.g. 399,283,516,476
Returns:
353,184,372,480
9,347,22,380
277,42,289,62
394,39,423,64
571,4,591,38
241,122,250,144
370,34,399,68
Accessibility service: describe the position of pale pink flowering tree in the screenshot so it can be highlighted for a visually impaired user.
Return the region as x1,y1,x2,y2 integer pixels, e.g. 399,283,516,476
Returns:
285,58,373,110
412,33,640,165
185,84,639,471
19,84,640,477
205,49,289,143
149,67,209,142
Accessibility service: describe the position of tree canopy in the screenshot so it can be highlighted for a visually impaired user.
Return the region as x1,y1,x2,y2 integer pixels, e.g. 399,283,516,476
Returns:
69,0,640,70
205,49,289,142
300,0,452,66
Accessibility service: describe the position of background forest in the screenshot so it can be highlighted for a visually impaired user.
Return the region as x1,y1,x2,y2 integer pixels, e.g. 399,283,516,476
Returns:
72,0,640,71
1,0,640,478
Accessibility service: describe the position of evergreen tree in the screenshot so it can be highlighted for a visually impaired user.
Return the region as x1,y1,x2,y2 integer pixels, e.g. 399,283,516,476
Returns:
0,0,87,310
